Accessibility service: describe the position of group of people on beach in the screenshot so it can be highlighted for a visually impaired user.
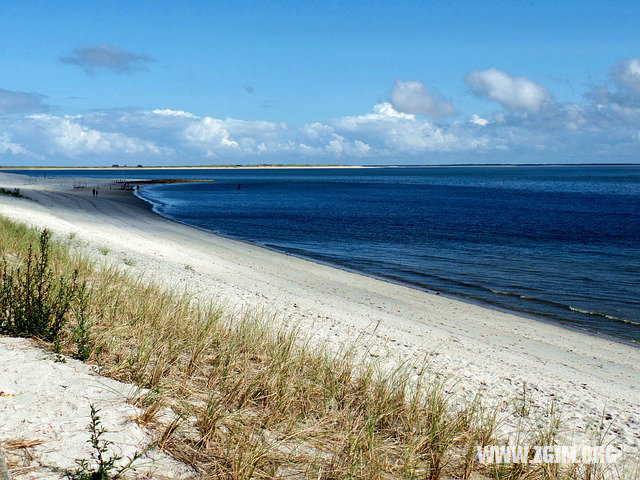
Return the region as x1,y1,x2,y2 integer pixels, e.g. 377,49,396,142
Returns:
92,188,99,197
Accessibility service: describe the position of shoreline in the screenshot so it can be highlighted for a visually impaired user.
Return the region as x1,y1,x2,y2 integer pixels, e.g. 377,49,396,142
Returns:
1,163,639,171
133,185,639,350
1,171,639,450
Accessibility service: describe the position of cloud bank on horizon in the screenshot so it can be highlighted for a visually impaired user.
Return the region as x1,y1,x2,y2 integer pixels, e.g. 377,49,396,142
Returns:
2,50,640,164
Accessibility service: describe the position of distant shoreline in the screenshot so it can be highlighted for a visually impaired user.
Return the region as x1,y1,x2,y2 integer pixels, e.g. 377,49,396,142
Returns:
1,162,639,170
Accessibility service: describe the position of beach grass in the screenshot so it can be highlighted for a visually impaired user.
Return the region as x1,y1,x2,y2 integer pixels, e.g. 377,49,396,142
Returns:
0,187,26,198
0,214,635,480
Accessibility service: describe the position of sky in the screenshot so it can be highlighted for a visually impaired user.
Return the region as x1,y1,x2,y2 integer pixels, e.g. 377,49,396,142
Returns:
1,1,640,165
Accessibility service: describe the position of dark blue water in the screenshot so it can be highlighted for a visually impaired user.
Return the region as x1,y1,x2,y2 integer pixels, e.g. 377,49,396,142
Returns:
7,166,640,343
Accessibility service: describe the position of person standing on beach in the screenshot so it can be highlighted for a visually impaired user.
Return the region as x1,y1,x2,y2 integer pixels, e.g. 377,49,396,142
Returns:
92,188,95,196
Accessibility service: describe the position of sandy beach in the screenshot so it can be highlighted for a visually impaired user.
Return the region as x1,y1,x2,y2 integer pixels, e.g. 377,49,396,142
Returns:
0,171,639,459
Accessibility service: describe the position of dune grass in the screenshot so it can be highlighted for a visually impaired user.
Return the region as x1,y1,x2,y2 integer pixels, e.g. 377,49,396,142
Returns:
0,215,635,480
0,187,25,198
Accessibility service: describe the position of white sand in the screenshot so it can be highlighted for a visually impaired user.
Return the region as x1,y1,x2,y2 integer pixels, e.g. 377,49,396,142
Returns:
0,171,639,458
0,338,192,479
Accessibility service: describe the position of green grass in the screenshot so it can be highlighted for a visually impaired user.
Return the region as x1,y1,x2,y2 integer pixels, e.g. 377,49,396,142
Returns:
0,214,635,480
0,187,26,198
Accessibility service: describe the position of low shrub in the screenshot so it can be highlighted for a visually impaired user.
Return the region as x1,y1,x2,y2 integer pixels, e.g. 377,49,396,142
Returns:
0,229,80,348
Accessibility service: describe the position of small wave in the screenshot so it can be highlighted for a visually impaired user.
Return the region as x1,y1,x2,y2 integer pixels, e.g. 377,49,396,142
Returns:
488,289,536,301
519,294,537,300
568,306,640,326
569,306,599,315
487,290,640,328
489,289,540,302
490,289,512,295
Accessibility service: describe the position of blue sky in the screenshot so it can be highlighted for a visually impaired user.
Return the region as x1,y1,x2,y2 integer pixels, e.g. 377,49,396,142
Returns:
1,1,640,165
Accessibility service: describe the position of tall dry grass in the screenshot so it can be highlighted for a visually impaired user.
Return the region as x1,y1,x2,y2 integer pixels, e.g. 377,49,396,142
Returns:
0,215,636,480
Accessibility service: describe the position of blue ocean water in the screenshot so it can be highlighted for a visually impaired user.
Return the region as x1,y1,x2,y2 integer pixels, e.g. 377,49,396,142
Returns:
7,166,640,343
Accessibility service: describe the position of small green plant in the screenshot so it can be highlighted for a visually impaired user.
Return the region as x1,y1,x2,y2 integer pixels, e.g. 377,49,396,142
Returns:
63,405,145,480
0,187,25,198
184,264,194,271
54,352,67,363
0,229,79,345
122,258,135,267
98,247,109,256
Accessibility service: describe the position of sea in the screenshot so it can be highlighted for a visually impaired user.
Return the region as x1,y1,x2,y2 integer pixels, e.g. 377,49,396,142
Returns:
6,165,640,344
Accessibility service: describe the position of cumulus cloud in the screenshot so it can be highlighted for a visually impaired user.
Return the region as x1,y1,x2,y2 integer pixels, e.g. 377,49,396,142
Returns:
184,118,240,150
465,68,553,112
149,109,198,119
0,134,34,157
5,54,640,164
1,100,608,164
324,137,370,157
1,97,638,163
611,58,640,96
0,88,49,114
325,102,484,154
60,45,154,75
582,58,640,116
57,104,489,160
470,114,489,126
183,116,309,157
390,80,457,117
25,114,165,157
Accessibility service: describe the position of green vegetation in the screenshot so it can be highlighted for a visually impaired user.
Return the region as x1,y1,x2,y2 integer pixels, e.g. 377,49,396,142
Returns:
0,229,80,352
0,215,634,480
62,406,145,480
0,187,25,198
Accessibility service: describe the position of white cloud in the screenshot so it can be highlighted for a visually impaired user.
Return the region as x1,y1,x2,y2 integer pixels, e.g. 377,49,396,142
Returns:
184,117,240,151
183,116,292,156
611,58,640,96
302,122,335,141
0,134,33,157
465,68,553,112
470,114,489,126
26,114,165,157
390,80,457,117
1,97,637,164
334,102,416,125
150,109,198,118
326,103,479,154
323,134,370,157
5,55,640,165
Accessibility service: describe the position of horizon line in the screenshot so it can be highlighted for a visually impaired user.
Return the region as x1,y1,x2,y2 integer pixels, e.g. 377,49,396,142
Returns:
1,162,640,170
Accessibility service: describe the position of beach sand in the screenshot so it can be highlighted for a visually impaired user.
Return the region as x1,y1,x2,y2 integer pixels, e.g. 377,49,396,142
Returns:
0,337,192,479
0,171,638,461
